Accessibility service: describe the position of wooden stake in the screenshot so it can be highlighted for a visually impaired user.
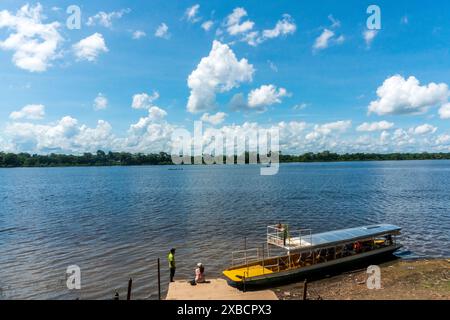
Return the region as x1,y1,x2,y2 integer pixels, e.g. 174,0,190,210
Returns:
127,278,133,300
302,279,308,300
157,258,161,300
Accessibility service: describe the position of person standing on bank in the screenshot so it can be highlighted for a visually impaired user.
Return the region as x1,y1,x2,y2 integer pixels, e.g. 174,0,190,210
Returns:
168,248,176,282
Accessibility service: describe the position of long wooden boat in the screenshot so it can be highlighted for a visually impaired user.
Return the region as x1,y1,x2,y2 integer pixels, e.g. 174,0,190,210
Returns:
223,224,402,287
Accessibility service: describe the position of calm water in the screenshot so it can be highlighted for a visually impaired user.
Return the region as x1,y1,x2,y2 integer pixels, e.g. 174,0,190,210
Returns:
0,161,449,300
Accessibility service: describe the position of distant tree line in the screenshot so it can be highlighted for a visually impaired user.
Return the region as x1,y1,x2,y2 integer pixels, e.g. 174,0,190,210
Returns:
1,150,450,168
279,151,450,162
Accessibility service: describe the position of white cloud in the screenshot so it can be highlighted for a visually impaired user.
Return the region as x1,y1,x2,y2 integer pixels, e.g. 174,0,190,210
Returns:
132,91,160,109
93,93,108,111
201,112,227,125
313,29,334,50
148,106,168,121
412,124,437,135
305,120,352,141
0,3,63,72
4,116,117,153
438,103,450,119
86,9,130,28
155,23,170,39
223,9,296,46
312,15,344,51
248,85,290,108
187,40,254,113
2,114,450,154
436,134,450,145
10,104,45,120
73,33,108,62
185,4,201,23
226,7,254,36
363,30,378,47
262,14,296,39
368,75,449,115
132,30,146,39
357,121,394,132
201,20,214,31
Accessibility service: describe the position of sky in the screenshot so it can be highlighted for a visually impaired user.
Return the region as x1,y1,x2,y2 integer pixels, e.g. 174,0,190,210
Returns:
1,0,450,155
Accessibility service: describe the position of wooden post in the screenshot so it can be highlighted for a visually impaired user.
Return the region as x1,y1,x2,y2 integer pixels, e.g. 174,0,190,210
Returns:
157,258,161,300
302,279,308,300
127,278,133,300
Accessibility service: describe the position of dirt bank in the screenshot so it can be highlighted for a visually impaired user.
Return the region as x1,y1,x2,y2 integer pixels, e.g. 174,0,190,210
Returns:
274,259,450,300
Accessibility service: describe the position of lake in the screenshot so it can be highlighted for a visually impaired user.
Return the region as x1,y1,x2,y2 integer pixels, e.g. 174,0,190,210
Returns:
0,161,449,299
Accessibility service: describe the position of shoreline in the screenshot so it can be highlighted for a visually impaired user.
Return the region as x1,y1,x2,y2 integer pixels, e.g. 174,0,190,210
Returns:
273,258,450,300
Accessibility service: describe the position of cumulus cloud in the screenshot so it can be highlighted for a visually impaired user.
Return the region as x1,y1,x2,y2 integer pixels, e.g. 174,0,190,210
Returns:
201,20,214,31
241,14,297,46
10,104,45,120
201,112,227,125
185,4,201,23
73,33,108,62
0,3,63,72
305,120,352,142
357,121,394,132
226,7,254,36
3,115,123,154
132,30,146,39
86,9,130,28
93,93,108,111
248,85,290,109
436,134,450,145
187,40,254,113
439,103,450,119
132,91,160,109
412,124,437,135
2,115,449,154
148,106,168,121
368,75,449,116
155,23,170,39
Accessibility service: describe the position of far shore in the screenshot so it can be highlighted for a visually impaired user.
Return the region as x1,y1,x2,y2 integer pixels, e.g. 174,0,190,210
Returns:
273,258,450,300
2,151,450,168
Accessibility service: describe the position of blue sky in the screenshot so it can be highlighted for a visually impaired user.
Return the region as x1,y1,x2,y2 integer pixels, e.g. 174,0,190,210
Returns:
1,0,450,154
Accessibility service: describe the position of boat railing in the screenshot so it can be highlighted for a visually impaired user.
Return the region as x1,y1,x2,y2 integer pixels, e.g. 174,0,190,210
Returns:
231,248,261,267
267,225,313,249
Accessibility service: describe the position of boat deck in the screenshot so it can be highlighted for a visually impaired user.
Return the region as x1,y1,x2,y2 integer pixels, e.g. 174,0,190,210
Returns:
165,278,278,300
223,265,274,282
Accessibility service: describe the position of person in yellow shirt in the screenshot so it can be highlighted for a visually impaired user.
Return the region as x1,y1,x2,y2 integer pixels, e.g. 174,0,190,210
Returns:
168,248,176,282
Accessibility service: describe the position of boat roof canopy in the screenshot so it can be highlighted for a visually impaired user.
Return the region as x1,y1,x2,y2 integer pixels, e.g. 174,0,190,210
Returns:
309,224,401,248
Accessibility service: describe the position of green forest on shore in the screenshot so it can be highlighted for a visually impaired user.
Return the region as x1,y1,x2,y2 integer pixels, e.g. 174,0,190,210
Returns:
1,150,450,168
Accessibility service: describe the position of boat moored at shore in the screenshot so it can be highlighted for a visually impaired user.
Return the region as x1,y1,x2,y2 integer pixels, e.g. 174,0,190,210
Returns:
223,224,402,288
